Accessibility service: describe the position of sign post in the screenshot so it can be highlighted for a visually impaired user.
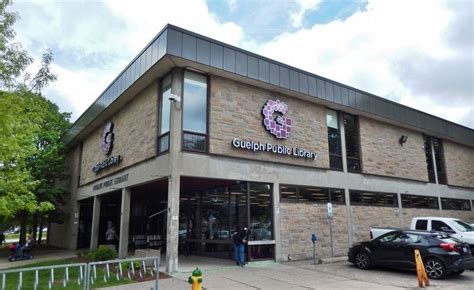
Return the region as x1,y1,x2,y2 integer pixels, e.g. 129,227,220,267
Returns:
327,202,334,257
311,233,318,265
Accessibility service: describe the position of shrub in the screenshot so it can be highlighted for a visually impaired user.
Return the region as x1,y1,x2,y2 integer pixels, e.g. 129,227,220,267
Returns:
87,245,117,261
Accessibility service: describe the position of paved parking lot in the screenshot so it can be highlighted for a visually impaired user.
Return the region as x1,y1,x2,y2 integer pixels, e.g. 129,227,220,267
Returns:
106,259,474,289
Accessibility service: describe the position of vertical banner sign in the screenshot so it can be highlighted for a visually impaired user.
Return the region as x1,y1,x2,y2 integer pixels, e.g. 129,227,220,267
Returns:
327,202,333,220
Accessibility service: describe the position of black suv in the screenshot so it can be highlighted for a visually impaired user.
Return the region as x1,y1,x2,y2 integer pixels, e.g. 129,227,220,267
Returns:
348,230,474,279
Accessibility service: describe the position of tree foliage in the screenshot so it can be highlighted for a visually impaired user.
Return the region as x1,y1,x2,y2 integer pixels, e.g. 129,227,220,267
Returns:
0,0,71,236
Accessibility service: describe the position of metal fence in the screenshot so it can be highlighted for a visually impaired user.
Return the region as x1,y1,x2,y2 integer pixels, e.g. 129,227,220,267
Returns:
0,256,160,290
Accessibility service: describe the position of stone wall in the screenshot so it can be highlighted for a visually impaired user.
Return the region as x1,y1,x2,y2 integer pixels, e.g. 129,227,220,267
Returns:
351,205,401,242
359,117,428,182
444,140,474,188
80,83,158,185
209,76,329,169
280,203,348,260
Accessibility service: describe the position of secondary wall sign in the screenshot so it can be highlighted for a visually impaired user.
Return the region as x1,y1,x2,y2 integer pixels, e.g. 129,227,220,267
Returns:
231,99,319,160
92,121,122,174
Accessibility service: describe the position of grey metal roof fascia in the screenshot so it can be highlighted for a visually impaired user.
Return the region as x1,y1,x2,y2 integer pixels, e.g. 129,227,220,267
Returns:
164,25,474,145
61,24,172,146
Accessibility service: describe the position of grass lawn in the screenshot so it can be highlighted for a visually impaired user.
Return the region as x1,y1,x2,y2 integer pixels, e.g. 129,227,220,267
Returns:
1,258,135,289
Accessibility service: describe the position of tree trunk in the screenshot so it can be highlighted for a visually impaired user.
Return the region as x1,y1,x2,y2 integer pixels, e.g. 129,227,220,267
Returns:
46,217,51,245
32,213,39,246
37,214,44,245
19,211,27,245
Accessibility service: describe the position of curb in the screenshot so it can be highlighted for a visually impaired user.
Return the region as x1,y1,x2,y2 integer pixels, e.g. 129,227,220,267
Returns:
320,256,347,264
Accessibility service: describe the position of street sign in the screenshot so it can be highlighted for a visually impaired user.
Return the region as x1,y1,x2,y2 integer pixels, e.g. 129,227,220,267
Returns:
327,202,333,219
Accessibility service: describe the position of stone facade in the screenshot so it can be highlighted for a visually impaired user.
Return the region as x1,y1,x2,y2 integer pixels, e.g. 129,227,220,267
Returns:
351,205,401,242
280,202,348,260
80,83,158,185
359,117,428,182
50,145,82,248
209,76,329,169
444,140,474,188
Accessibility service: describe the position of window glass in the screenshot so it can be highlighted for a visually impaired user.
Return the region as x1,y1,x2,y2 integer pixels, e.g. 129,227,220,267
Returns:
441,198,471,211
183,71,207,133
160,75,171,134
393,233,420,243
452,220,474,232
343,113,361,173
378,232,400,243
201,188,229,240
401,194,439,209
327,110,343,171
432,138,446,184
280,185,345,204
300,187,330,202
158,75,172,153
249,183,273,241
415,220,428,230
432,220,452,232
350,190,398,207
280,185,297,201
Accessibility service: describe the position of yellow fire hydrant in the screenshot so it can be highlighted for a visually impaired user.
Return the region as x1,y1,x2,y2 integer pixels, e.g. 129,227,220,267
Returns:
188,267,203,290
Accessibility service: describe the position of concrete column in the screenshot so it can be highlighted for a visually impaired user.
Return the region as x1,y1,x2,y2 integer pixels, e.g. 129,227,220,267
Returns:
344,188,353,246
90,195,101,250
272,182,282,261
118,187,131,258
165,67,183,272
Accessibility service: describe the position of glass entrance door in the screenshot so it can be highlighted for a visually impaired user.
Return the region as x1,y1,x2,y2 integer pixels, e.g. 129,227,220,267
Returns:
180,180,274,261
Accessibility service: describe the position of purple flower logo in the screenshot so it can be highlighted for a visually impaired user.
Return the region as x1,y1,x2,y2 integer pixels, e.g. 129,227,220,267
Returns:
262,99,292,139
101,122,114,155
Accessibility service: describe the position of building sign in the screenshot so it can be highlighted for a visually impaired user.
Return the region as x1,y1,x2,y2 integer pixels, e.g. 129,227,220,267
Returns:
92,173,129,191
232,138,318,160
101,121,114,155
262,99,292,139
231,99,319,160
92,121,122,174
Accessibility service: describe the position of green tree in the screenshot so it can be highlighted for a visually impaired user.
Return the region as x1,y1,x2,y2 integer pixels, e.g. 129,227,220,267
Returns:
0,0,71,244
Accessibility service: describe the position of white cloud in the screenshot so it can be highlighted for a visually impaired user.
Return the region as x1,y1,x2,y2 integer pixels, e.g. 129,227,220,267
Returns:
10,0,473,129
290,0,322,28
257,0,473,127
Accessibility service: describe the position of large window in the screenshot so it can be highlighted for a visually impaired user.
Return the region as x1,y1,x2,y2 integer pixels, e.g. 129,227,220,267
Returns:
280,185,345,204
344,113,361,173
441,198,471,211
183,71,208,152
401,194,439,209
350,190,398,207
424,135,446,184
158,75,172,153
327,110,343,170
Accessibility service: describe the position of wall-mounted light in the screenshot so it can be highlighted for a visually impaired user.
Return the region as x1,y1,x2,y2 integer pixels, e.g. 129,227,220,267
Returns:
399,135,408,146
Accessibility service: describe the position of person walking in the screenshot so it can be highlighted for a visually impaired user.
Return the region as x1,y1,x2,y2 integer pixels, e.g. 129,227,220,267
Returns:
232,226,248,267
105,221,119,249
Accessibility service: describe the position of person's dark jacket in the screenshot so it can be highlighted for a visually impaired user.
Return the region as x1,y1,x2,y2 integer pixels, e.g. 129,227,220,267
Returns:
232,229,248,245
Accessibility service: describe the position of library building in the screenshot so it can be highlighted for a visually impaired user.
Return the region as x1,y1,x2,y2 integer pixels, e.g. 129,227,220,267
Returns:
50,25,474,272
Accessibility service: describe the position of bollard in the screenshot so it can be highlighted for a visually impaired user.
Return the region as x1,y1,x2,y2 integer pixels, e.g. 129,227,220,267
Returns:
188,268,203,290
414,249,429,288
311,233,318,265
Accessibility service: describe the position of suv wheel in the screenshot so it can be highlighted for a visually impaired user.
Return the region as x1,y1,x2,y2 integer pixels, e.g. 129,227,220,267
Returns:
355,251,371,270
424,258,446,279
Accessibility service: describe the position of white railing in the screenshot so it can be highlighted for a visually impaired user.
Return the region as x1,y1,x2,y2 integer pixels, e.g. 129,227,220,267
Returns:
0,256,159,290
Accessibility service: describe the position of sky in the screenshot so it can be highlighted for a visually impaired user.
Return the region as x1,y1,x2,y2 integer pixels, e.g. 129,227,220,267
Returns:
9,0,474,128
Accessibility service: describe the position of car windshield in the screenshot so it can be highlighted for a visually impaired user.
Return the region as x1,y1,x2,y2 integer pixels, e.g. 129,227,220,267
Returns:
451,220,474,232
